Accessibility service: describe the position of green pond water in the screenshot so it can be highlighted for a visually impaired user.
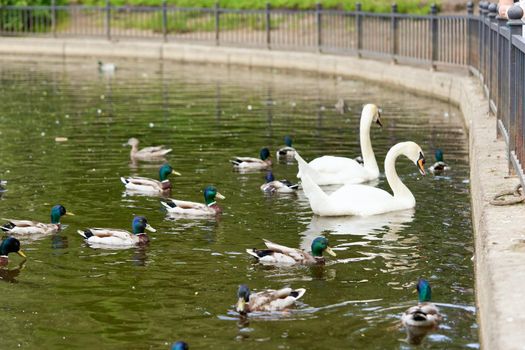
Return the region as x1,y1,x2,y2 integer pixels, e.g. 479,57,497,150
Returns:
0,58,477,349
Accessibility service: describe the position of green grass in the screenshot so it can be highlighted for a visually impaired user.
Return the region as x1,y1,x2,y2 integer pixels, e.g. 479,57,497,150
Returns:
77,0,441,15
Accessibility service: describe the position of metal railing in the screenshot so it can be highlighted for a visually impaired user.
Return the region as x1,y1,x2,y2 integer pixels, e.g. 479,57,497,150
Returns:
0,1,523,187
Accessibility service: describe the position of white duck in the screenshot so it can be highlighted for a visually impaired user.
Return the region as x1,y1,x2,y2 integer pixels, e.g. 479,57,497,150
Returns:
297,104,382,185
295,141,426,216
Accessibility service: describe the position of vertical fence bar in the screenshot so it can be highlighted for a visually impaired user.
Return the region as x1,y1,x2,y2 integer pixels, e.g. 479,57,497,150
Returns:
162,0,167,42
105,0,111,40
214,2,220,46
479,2,487,82
316,3,322,52
356,3,362,57
496,12,507,122
467,2,473,67
265,2,271,49
391,3,398,62
430,4,438,69
487,3,497,108
507,5,524,173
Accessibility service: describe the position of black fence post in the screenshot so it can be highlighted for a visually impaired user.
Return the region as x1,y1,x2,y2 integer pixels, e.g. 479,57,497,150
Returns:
479,1,488,84
487,3,497,107
430,4,438,69
214,2,220,46
51,0,57,38
105,0,111,40
356,3,362,57
316,3,322,52
265,2,271,49
466,1,473,67
391,3,398,63
506,4,524,170
496,6,507,121
162,0,167,42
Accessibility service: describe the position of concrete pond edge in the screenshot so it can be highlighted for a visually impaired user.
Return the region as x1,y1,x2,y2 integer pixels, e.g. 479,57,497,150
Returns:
1,37,524,349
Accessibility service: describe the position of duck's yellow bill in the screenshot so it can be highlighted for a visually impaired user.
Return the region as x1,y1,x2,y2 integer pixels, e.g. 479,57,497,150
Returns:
66,212,76,216
216,192,225,200
17,251,26,259
145,224,157,233
172,170,182,176
236,298,246,313
325,246,337,257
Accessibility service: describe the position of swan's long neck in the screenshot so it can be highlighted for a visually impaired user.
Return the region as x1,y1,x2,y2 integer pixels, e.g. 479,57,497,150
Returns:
360,108,379,175
384,144,415,203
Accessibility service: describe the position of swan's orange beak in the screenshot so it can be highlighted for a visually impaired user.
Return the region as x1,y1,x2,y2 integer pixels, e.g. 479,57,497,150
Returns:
417,152,426,176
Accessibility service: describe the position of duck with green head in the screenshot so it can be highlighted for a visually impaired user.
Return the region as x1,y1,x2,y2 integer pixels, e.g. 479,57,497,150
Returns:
231,147,272,170
401,279,442,328
121,163,181,194
276,136,296,160
235,284,306,315
246,236,336,265
429,149,450,174
162,186,225,216
1,205,74,235
0,237,26,266
78,216,156,248
260,171,299,193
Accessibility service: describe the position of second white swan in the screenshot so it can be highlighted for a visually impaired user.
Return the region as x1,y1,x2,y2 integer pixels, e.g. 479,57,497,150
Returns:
296,141,426,216
297,103,382,185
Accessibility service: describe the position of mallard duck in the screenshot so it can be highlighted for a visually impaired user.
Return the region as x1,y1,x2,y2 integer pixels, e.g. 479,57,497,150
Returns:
276,136,296,159
236,284,306,315
98,61,116,73
171,342,188,350
260,171,299,193
246,236,336,265
77,216,156,247
1,205,74,235
401,279,442,328
296,141,426,216
125,137,172,161
161,186,225,216
0,237,26,266
297,104,382,185
429,149,450,174
121,164,181,194
231,148,272,170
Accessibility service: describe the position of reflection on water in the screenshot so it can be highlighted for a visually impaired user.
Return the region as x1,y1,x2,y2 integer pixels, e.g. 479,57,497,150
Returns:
0,58,476,349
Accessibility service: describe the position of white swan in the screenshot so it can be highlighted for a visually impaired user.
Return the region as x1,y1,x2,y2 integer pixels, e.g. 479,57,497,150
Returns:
297,104,382,185
295,141,426,216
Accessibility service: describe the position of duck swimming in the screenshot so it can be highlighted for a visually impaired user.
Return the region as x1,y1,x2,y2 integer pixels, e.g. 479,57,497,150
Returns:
78,216,156,248
297,104,382,185
0,237,26,266
260,171,298,193
231,148,272,170
125,137,172,161
296,141,426,216
429,149,450,174
162,186,225,216
246,236,336,265
235,284,306,315
401,279,442,328
1,205,74,235
276,136,296,159
121,164,181,194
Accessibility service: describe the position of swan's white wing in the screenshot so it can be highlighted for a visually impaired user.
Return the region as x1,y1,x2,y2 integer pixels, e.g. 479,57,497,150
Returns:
325,184,399,216
299,155,374,185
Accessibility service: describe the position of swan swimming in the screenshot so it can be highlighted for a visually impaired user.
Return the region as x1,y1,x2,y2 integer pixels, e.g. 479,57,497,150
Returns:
297,104,382,185
296,141,426,216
